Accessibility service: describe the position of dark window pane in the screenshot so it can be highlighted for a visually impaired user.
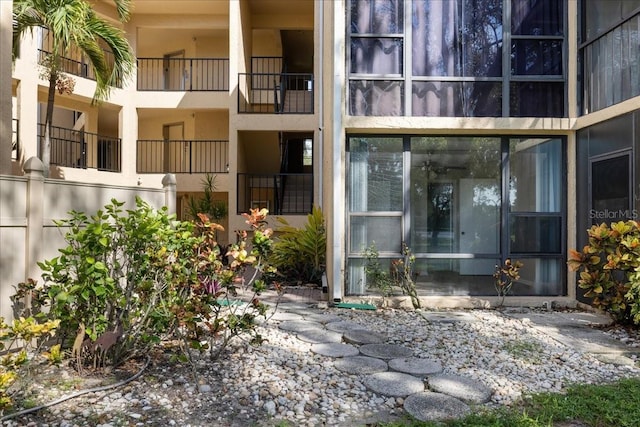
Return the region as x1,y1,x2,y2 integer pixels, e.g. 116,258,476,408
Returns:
412,0,502,77
510,216,562,253
511,40,563,75
349,80,404,116
349,216,402,252
510,82,564,117
351,0,403,34
584,0,624,41
591,155,631,222
512,0,563,35
412,81,502,117
350,38,403,74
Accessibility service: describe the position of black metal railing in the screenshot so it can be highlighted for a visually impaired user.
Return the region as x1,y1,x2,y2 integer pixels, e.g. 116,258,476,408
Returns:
11,118,19,160
136,139,229,174
251,56,284,89
39,28,120,87
237,173,313,215
37,124,121,172
238,73,314,114
137,58,229,91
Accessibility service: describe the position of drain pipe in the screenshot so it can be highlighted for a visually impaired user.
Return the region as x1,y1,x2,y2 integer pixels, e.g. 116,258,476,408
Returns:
331,0,345,303
317,0,323,209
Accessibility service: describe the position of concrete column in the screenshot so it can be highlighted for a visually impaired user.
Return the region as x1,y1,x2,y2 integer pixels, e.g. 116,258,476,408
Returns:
23,157,45,284
0,1,13,175
162,173,177,215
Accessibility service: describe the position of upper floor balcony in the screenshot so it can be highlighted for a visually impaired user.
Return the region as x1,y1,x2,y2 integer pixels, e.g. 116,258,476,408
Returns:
136,139,229,174
238,57,314,114
137,57,229,92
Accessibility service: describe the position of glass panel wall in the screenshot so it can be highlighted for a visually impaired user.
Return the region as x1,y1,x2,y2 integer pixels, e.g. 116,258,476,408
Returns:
346,135,566,296
580,1,640,114
347,0,566,117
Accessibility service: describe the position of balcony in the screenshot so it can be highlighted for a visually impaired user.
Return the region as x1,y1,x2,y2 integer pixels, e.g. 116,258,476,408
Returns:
37,124,121,172
237,173,313,215
11,119,19,160
137,58,229,91
39,28,120,87
238,73,314,114
136,139,229,174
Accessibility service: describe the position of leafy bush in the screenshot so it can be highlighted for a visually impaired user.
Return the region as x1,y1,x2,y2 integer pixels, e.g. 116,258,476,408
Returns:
270,206,326,285
31,197,195,366
493,259,523,307
363,242,421,309
185,174,228,224
20,198,277,370
176,209,276,360
568,220,640,324
0,317,59,413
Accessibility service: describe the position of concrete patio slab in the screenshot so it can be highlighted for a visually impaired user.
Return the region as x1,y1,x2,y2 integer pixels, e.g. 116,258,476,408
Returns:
296,328,343,344
388,357,443,377
342,329,386,345
310,343,360,358
278,320,324,333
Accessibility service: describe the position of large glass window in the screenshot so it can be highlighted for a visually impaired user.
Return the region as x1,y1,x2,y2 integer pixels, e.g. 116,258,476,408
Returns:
580,1,640,114
347,0,566,117
346,135,566,297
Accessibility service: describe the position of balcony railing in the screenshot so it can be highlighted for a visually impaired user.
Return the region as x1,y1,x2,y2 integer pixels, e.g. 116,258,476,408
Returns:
11,118,19,160
238,73,314,114
37,124,121,172
136,139,229,174
39,28,120,87
137,58,229,91
237,173,313,215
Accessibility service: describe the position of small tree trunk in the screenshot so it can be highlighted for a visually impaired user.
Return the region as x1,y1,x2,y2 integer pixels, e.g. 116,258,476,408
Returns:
41,72,57,178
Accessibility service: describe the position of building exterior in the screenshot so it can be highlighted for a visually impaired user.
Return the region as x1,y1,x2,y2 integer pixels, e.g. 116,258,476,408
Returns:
2,0,640,307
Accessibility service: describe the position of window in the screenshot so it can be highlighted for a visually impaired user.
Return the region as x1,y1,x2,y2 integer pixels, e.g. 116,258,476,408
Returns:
580,1,640,114
346,135,566,296
347,0,566,117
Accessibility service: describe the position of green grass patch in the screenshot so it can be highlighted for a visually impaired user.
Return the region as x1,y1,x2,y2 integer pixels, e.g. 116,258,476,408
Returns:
376,377,640,427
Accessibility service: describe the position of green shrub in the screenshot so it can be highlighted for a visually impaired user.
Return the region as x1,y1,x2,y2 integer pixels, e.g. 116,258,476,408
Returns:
568,220,640,324
184,174,228,224
270,206,326,285
31,197,196,366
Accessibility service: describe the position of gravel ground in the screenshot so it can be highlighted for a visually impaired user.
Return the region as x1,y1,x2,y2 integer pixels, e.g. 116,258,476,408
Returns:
3,306,640,427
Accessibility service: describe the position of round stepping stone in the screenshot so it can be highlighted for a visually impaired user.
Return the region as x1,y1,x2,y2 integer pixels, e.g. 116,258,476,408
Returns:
427,374,492,404
333,356,388,375
303,312,344,324
296,329,343,344
404,392,471,421
278,320,323,332
269,311,304,322
311,343,360,358
359,343,413,360
388,357,443,377
325,321,364,332
343,329,386,345
363,372,425,397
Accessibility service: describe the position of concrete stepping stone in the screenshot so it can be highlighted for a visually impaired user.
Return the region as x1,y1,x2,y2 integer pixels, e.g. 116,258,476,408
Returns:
269,311,305,322
311,343,360,358
343,329,386,345
404,391,471,421
427,373,492,404
278,320,324,332
418,311,478,323
303,312,344,324
296,329,343,344
363,372,425,397
333,356,388,375
359,343,413,360
388,357,443,377
325,320,364,332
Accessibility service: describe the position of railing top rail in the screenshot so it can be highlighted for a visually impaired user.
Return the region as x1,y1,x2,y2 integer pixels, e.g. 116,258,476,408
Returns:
137,57,229,61
37,123,121,141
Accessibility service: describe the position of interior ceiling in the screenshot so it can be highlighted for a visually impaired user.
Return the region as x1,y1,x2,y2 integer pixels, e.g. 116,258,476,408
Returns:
281,30,314,72
129,0,229,15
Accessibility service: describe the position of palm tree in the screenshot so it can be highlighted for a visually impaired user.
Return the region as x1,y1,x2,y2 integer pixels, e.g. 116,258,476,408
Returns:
12,0,135,177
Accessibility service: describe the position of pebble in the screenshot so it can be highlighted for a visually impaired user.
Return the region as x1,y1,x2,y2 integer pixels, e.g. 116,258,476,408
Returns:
6,308,640,426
